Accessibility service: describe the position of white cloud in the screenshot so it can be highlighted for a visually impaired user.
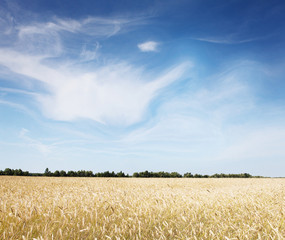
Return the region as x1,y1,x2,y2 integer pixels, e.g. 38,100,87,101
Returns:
80,42,100,62
10,16,146,57
17,17,137,38
138,41,159,52
0,49,190,126
19,128,52,155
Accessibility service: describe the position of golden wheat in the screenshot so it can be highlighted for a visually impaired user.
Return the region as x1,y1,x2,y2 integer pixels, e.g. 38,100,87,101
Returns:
0,177,285,239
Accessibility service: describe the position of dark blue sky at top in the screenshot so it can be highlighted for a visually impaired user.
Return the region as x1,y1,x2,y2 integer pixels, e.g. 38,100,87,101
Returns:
5,0,285,39
2,0,283,54
1,0,285,101
10,0,284,65
8,0,285,35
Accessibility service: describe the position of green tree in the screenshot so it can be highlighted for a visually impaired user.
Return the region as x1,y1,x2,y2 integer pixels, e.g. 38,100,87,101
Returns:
4,168,13,175
67,171,77,177
170,172,182,178
44,168,51,176
133,172,139,177
117,171,125,177
14,169,23,176
60,170,67,177
184,172,193,178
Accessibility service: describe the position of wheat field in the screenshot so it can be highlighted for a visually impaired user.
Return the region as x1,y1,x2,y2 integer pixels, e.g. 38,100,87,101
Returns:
0,177,285,239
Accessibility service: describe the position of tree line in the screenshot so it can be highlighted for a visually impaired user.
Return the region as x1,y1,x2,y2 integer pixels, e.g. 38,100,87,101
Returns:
0,168,260,178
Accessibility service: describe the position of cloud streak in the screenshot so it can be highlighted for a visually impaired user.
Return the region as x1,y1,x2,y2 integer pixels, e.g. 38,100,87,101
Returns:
80,42,101,62
138,41,159,52
19,128,52,155
17,16,144,38
0,15,146,57
191,36,264,44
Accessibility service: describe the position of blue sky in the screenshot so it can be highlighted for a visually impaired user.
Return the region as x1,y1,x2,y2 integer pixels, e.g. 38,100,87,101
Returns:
0,0,285,176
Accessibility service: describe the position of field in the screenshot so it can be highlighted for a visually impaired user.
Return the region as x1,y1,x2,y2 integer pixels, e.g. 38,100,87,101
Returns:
1,177,285,239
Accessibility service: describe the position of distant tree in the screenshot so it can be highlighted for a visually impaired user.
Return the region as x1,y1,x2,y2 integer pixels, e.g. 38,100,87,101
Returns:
53,170,60,177
141,171,150,178
242,173,252,178
4,168,13,175
133,172,139,178
14,169,23,176
156,172,165,178
67,171,77,177
184,172,193,178
44,168,51,176
117,171,125,177
77,170,86,177
156,171,169,178
60,170,67,177
94,172,101,177
170,172,182,178
194,174,203,178
86,171,93,177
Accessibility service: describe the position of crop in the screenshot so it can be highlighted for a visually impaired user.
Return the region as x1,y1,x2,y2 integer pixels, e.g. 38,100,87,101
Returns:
0,177,285,239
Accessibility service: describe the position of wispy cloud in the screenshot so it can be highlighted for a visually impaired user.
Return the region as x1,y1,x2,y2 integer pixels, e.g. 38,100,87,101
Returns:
0,98,37,118
19,128,53,155
191,36,264,44
0,15,146,58
80,42,101,62
0,87,39,96
17,16,143,39
123,66,251,142
0,48,190,125
118,62,285,165
138,41,159,52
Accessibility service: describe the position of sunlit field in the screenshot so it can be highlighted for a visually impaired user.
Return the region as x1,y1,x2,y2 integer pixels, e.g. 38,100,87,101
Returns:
1,177,285,239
